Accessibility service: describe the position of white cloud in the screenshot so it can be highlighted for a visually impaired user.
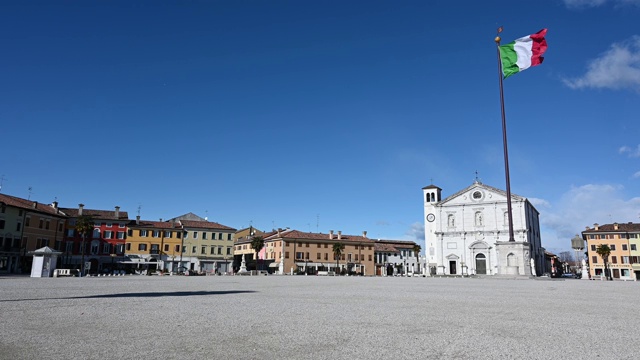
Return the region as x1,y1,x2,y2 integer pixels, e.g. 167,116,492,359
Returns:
528,197,550,208
564,0,640,8
539,184,640,252
404,221,425,243
633,171,640,178
563,36,640,92
619,144,640,157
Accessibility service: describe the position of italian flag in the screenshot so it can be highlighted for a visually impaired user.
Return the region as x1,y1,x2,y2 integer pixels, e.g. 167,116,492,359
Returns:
499,29,548,79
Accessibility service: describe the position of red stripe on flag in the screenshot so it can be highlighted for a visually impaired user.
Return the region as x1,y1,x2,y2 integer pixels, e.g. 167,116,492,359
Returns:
529,28,548,67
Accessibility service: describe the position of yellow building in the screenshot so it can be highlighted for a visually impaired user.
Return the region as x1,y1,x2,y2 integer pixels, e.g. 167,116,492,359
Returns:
0,194,66,273
125,217,184,272
245,229,375,275
179,220,236,274
583,222,639,280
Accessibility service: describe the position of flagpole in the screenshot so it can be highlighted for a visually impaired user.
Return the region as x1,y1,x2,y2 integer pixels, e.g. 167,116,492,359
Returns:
495,27,515,242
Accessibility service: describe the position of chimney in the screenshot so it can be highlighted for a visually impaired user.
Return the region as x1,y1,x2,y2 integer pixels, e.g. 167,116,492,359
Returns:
136,215,140,225
277,228,281,237
594,223,599,231
78,204,84,216
115,206,120,219
159,218,163,222
338,231,342,240
329,230,334,239
613,223,619,230
362,230,367,238
52,201,58,209
585,226,590,230
32,201,38,209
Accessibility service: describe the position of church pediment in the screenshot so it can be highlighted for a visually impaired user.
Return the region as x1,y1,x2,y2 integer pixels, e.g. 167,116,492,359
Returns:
437,182,522,207
446,253,460,260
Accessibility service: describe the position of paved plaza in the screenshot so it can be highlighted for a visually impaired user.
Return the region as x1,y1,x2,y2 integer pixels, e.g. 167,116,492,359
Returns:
0,275,638,360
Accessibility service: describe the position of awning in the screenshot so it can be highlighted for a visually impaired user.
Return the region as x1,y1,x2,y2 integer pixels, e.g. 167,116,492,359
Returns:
269,262,280,268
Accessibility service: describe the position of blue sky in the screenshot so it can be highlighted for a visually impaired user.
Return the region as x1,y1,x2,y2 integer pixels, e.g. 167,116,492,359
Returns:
1,0,639,254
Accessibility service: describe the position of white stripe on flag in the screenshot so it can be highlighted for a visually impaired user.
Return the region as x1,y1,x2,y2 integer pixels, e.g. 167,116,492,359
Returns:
514,35,534,71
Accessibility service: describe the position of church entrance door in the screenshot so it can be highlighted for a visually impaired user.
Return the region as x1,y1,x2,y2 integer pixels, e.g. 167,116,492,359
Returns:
449,261,456,275
475,254,486,275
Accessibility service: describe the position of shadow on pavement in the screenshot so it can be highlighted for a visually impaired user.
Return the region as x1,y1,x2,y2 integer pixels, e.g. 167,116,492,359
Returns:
0,290,256,302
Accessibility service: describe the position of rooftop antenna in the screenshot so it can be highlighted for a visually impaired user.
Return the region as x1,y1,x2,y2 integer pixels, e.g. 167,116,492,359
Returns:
316,214,319,233
205,210,209,221
137,204,142,217
27,186,33,200
0,175,6,192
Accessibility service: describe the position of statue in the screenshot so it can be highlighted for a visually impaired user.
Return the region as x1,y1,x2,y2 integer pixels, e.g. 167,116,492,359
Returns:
448,215,455,227
530,258,537,276
475,212,483,226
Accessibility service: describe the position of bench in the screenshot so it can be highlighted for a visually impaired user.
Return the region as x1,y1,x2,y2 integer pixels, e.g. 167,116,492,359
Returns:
53,269,72,277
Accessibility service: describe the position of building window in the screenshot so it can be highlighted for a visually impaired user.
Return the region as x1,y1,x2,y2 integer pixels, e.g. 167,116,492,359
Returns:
591,255,598,264
317,253,321,260
65,241,73,252
93,228,100,238
622,244,628,251
610,244,616,251
305,243,309,248
164,244,169,252
127,229,133,237
39,219,43,229
138,244,147,251
210,246,215,255
594,268,603,276
193,232,198,239
182,246,186,253
45,220,50,230
227,247,231,255
324,253,328,260
175,245,180,252
16,223,21,232
202,232,207,240
152,231,160,238
611,256,617,264
622,256,630,264
590,245,596,251
218,233,223,240
217,246,222,255
140,230,148,237
164,231,172,238
150,244,159,254
119,223,125,228
369,254,372,261
25,217,31,227
192,246,196,253
631,244,637,251
91,241,99,254
117,232,125,239
58,223,63,232
103,231,113,239
285,252,289,259
201,246,206,255
104,242,111,254
106,222,112,228
126,243,131,251
227,234,232,240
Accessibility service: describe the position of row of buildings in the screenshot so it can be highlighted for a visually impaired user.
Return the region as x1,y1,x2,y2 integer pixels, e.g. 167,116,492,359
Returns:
0,193,421,276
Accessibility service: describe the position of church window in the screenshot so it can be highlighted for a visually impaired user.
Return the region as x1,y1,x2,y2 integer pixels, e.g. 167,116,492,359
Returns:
473,191,482,200
426,193,431,202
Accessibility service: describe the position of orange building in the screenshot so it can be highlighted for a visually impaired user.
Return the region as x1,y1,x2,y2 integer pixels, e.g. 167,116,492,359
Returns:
583,222,639,280
250,229,375,275
125,217,184,272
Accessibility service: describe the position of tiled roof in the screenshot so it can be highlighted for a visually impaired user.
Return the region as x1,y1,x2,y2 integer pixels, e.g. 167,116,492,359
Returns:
0,193,66,217
265,230,374,243
374,242,400,252
373,240,418,252
129,220,181,229
61,208,129,220
180,220,236,231
583,223,640,233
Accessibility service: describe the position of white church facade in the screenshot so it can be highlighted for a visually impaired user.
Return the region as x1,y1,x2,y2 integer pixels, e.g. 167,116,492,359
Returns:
423,181,543,276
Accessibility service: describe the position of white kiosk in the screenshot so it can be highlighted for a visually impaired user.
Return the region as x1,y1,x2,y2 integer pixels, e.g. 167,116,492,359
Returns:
29,246,62,278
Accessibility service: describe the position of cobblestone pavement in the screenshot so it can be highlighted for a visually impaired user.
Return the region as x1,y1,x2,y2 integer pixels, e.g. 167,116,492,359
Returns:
0,275,638,360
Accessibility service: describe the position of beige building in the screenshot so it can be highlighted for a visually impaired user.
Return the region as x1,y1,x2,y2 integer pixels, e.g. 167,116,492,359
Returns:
257,229,375,275
583,222,640,280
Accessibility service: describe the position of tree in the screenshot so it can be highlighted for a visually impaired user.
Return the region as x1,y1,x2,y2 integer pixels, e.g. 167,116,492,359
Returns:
75,214,95,277
595,244,612,280
250,236,265,272
413,244,422,274
332,242,344,274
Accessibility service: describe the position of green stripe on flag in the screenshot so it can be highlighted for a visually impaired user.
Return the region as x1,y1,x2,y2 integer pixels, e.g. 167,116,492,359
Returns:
499,42,519,79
